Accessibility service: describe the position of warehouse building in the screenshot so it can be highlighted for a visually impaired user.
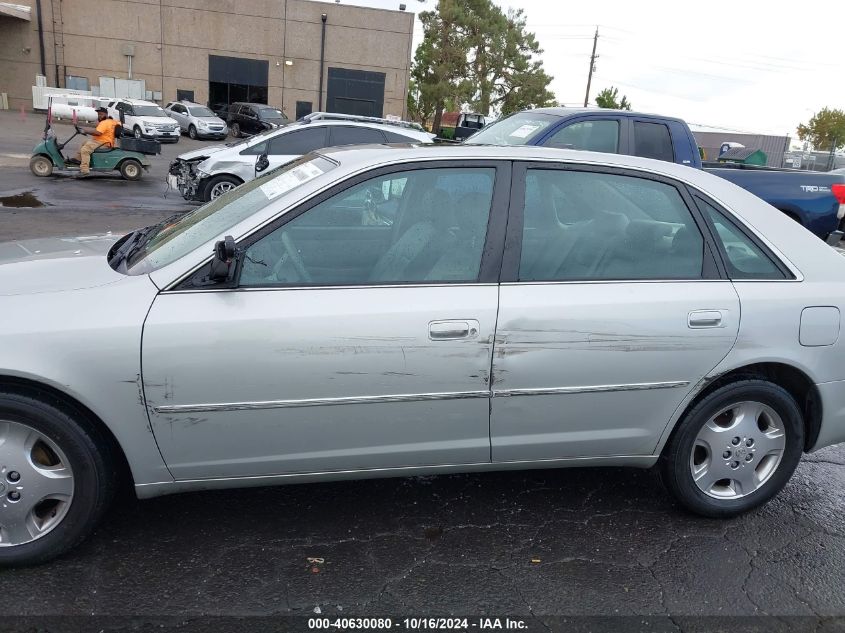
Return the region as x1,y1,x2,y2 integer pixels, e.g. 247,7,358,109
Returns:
0,0,414,119
690,124,791,168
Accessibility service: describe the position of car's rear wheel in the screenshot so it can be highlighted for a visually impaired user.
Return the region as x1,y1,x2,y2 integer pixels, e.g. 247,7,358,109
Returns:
205,174,240,201
188,125,197,140
661,380,804,517
0,393,115,566
119,159,142,181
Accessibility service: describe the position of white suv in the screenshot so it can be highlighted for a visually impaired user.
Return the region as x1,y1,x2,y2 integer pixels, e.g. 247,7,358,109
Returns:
169,113,434,201
107,98,181,144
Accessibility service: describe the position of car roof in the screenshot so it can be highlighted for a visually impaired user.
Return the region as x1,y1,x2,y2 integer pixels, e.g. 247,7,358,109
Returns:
232,102,281,108
117,98,159,106
273,119,432,140
170,101,207,108
513,106,686,124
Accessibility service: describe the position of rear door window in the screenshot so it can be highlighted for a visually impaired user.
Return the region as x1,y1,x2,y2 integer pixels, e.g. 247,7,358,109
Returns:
268,128,329,155
633,122,674,162
518,168,705,281
695,197,788,279
329,126,386,146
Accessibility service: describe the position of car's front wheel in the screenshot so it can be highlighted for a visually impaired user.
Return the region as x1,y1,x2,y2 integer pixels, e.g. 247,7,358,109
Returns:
661,379,804,517
0,392,116,566
188,125,197,140
133,126,143,139
204,174,241,201
231,123,241,138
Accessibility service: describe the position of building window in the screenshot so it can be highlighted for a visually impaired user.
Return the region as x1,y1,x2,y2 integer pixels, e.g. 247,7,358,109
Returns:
296,101,313,120
66,76,89,91
176,89,195,102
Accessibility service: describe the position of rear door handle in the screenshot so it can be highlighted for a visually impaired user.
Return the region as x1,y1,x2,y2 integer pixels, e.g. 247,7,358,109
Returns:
688,310,724,328
429,320,479,340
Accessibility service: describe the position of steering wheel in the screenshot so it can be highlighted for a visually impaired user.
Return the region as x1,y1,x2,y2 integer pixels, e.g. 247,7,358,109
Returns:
278,231,312,282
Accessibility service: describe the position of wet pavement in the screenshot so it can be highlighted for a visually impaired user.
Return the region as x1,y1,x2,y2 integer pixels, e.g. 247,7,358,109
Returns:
2,110,845,629
0,110,196,241
0,446,844,625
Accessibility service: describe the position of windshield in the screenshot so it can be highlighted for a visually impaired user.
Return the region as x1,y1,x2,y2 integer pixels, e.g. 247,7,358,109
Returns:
124,155,337,274
258,108,287,121
133,105,167,117
189,106,216,117
463,112,558,145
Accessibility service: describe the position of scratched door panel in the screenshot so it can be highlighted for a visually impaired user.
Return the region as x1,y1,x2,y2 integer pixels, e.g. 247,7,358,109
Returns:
142,286,496,479
491,282,740,461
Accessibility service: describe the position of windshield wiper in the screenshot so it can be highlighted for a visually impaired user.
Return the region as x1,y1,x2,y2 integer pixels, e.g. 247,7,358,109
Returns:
108,226,158,269
108,212,186,270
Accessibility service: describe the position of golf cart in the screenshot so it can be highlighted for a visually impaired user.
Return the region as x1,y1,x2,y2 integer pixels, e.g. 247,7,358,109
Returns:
29,94,156,180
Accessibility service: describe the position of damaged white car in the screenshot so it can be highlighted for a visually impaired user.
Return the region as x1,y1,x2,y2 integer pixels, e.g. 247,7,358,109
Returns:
168,113,433,202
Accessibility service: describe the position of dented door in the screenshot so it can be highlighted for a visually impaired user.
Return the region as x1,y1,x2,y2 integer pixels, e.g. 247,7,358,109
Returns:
490,163,741,461
142,286,497,479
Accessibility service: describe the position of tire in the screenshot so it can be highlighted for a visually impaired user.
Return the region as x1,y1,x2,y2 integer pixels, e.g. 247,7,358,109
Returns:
660,379,804,518
29,155,53,177
133,126,142,139
188,125,197,140
0,392,116,566
119,159,143,181
231,123,241,138
204,174,241,201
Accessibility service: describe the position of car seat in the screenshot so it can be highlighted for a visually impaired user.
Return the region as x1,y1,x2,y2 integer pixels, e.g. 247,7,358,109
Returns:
368,188,454,282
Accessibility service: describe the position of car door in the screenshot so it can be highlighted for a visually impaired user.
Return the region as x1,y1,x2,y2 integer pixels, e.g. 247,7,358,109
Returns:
243,106,260,134
490,162,740,461
142,160,510,480
172,104,188,130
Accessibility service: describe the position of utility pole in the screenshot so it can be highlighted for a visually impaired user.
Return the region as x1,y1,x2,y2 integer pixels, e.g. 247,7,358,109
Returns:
828,137,838,171
583,27,599,107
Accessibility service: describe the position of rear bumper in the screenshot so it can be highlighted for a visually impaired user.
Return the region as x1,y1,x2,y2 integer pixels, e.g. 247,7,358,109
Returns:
810,380,845,451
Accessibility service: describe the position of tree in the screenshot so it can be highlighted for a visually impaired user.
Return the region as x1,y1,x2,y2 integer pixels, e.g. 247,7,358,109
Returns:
411,0,556,128
797,107,845,151
594,86,631,110
410,0,474,132
466,6,556,116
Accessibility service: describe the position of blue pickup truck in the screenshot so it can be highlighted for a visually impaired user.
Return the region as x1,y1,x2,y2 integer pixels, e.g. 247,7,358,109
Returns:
465,108,845,242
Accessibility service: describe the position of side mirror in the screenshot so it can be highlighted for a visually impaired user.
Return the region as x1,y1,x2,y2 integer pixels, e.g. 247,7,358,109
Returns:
255,153,270,175
209,235,237,282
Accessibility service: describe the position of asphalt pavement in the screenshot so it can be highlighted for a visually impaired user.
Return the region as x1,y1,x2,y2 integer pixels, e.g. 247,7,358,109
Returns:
1,109,845,631
0,110,196,241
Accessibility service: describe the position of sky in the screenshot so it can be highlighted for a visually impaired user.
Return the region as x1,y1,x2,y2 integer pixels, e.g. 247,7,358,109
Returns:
319,0,845,141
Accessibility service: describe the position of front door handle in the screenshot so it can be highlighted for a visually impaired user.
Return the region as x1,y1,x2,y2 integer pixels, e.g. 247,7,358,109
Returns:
429,320,479,340
688,310,724,328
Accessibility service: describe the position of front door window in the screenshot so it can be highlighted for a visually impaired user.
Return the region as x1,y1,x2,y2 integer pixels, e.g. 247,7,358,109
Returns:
240,167,496,286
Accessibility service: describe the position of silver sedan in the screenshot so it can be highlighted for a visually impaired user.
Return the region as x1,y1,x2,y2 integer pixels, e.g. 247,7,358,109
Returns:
2,145,845,566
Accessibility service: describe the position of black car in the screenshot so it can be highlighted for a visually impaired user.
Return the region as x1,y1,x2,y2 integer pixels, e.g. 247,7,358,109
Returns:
226,103,289,138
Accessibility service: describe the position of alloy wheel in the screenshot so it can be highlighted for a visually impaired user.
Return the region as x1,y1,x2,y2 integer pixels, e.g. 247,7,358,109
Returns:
689,401,786,499
0,421,74,547
209,181,236,199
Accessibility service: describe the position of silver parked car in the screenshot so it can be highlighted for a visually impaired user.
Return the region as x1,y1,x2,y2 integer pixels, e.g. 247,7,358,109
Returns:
2,145,845,566
163,101,228,140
